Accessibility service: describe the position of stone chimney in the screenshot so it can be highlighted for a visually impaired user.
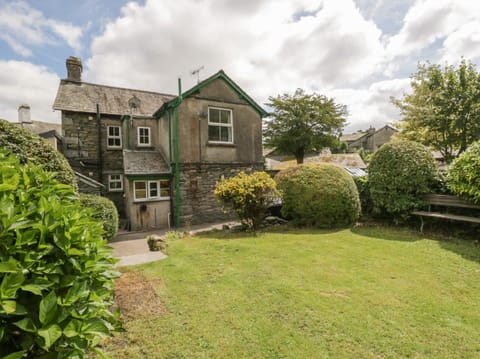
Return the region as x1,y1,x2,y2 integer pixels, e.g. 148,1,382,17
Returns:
66,56,82,82
18,104,31,124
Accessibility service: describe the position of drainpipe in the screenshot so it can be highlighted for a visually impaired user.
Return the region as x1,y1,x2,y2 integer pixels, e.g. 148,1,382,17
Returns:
167,111,172,163
125,115,130,150
96,104,103,185
173,78,182,228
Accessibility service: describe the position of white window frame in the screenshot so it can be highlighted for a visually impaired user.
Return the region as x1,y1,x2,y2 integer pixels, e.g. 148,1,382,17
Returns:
208,107,233,144
108,174,123,192
107,126,122,149
137,126,151,147
133,180,170,201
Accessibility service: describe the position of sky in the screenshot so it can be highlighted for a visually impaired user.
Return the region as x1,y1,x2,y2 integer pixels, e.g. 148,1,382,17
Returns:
1,0,480,133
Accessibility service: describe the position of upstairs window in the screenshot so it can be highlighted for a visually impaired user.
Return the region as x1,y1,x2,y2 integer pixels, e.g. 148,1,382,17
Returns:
137,126,151,147
208,107,233,143
107,126,122,149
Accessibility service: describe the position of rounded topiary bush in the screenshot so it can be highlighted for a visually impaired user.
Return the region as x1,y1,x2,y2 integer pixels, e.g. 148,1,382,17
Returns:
368,140,438,221
0,119,77,189
80,194,119,240
275,164,360,228
0,152,120,358
447,140,480,203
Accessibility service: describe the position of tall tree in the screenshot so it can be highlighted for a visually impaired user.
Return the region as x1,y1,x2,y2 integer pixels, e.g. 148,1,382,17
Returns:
264,89,347,164
392,59,480,163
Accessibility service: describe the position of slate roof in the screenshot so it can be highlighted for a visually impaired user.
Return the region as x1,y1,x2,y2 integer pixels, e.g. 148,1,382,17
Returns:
20,121,62,136
53,80,175,116
123,150,170,175
266,153,367,171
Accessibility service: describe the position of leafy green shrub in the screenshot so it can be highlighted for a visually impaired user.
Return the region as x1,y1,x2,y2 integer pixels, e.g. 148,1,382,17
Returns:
0,152,120,358
368,140,438,222
447,140,480,203
275,164,360,228
0,119,77,190
214,171,279,231
353,175,373,217
79,194,119,241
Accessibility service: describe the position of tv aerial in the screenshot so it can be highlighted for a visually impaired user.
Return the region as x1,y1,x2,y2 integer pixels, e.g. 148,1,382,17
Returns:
191,66,205,84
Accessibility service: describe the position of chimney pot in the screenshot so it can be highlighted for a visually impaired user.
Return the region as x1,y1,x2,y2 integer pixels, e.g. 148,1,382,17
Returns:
18,104,31,124
66,56,82,82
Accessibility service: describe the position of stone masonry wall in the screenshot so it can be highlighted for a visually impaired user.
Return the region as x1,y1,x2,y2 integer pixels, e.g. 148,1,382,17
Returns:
176,162,264,226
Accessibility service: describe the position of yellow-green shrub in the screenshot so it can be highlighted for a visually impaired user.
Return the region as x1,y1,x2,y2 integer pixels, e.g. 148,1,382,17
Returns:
214,171,279,230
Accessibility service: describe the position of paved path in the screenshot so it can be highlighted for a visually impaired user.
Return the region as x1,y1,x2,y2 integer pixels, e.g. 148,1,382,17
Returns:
109,221,238,267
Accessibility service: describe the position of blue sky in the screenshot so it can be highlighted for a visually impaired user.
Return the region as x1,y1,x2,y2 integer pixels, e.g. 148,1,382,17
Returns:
1,0,480,132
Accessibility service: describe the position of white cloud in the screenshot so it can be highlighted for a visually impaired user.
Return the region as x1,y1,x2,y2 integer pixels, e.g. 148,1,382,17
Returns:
330,78,411,132
386,0,480,63
0,60,60,124
86,2,379,90
0,33,32,57
82,0,386,130
0,1,83,56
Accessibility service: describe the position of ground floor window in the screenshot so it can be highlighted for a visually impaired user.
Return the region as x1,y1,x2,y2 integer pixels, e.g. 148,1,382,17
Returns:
108,174,123,191
134,179,170,201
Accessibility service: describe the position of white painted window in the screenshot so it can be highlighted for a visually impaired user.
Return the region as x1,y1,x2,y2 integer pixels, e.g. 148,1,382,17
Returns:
107,126,122,148
108,174,123,192
208,107,233,143
134,180,170,201
137,126,151,146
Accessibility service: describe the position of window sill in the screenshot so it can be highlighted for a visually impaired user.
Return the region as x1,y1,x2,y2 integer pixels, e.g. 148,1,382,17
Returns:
107,147,123,151
207,142,236,147
133,197,170,203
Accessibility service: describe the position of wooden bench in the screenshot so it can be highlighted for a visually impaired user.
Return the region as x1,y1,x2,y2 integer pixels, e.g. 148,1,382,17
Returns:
412,194,480,232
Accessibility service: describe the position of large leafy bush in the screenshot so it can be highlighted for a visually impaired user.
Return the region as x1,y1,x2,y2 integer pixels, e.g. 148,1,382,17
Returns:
353,176,373,218
214,171,279,231
0,152,120,358
0,119,77,189
368,140,438,221
447,140,480,203
275,164,360,228
80,194,119,241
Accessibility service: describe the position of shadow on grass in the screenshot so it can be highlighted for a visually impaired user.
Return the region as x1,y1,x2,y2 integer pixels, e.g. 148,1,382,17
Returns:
195,225,347,240
352,221,480,264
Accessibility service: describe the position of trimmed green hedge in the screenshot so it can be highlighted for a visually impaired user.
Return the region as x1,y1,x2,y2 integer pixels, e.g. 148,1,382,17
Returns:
276,164,360,228
80,194,119,241
0,119,77,189
447,141,480,203
368,140,438,222
0,152,120,358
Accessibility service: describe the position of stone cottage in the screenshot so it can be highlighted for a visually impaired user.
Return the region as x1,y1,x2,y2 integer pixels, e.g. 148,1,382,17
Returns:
53,57,265,230
341,125,398,152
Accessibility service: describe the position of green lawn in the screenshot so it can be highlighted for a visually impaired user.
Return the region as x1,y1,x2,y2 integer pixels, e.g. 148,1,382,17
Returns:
105,227,480,358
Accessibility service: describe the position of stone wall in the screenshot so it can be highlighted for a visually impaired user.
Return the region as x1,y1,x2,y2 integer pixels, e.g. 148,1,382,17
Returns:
175,162,264,225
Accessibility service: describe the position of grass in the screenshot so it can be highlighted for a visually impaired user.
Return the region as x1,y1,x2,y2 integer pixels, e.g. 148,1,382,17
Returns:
105,226,480,358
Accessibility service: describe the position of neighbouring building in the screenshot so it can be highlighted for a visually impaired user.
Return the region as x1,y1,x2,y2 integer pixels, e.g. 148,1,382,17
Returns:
341,125,398,152
264,152,367,177
53,57,266,230
17,104,62,150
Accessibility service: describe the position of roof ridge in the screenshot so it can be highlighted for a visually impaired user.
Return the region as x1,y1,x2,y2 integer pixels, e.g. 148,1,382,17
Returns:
60,79,176,97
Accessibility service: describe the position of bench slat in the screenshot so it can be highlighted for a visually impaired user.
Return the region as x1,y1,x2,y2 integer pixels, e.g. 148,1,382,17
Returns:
422,194,480,209
412,211,480,224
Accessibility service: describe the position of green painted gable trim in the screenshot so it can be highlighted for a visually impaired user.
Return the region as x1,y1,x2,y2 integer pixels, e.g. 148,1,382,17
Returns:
154,70,267,118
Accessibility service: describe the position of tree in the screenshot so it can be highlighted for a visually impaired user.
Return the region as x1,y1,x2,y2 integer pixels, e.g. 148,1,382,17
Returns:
392,59,480,163
264,89,347,164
